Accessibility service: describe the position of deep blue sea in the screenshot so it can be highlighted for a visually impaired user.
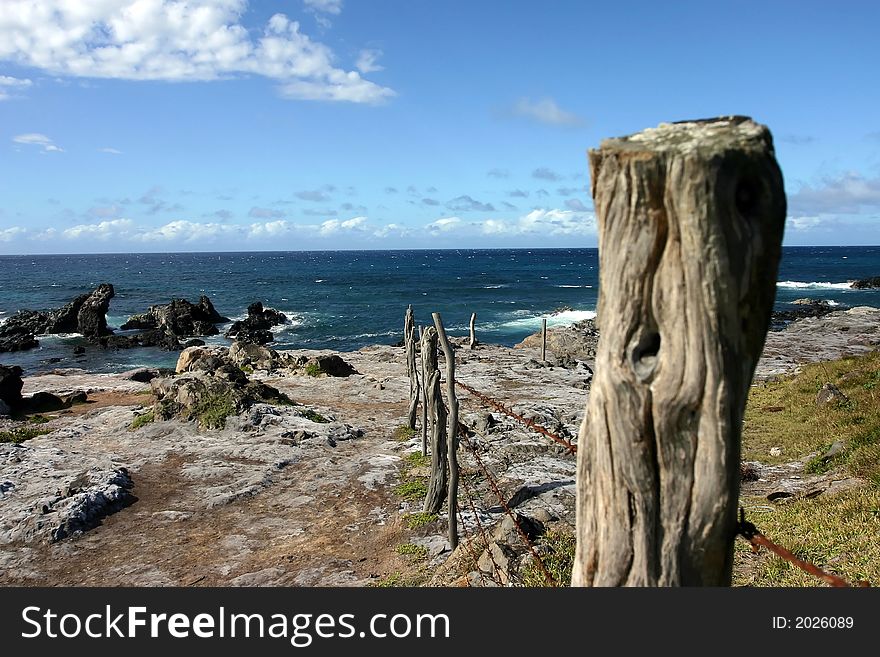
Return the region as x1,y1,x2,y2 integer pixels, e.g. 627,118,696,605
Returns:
0,247,878,373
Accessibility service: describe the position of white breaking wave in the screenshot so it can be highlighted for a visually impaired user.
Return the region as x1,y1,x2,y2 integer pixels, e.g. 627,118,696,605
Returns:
482,284,507,289
776,281,854,290
556,284,593,288
495,309,597,332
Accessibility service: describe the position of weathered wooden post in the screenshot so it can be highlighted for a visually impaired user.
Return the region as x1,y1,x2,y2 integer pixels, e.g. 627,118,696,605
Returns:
404,305,419,430
433,312,460,550
422,326,448,514
468,312,477,349
541,318,547,362
572,117,786,586
419,325,428,457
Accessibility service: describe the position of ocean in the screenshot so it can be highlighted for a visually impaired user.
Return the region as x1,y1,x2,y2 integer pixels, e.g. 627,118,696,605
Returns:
0,246,878,373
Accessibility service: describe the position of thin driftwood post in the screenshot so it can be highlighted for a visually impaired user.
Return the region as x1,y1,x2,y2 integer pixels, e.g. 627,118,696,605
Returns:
433,312,459,550
405,305,419,430
541,318,547,362
573,117,786,586
419,325,428,457
422,326,447,514
468,312,477,349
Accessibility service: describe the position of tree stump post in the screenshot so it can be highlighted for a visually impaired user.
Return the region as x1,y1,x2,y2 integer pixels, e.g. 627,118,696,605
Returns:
468,312,477,350
573,117,786,586
405,305,419,430
422,326,448,514
433,312,459,550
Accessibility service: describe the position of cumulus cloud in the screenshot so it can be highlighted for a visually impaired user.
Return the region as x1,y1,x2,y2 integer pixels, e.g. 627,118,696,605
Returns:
787,216,823,231
446,195,495,212
426,217,462,233
532,167,563,181
356,49,384,74
296,189,332,202
0,75,32,100
0,1,392,104
788,172,880,215
319,216,367,235
511,97,583,127
480,208,596,237
63,219,135,240
12,133,63,152
248,207,285,219
0,227,27,242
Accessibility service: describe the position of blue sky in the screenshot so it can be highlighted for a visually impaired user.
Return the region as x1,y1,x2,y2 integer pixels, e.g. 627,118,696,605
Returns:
1,0,879,253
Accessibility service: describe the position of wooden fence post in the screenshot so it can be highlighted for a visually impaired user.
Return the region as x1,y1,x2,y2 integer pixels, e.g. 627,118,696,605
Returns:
405,305,419,430
433,312,459,550
468,312,477,350
422,326,448,514
572,117,786,586
419,325,428,457
541,318,547,362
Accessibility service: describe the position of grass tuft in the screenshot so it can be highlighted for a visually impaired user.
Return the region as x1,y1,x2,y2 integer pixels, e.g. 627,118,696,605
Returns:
395,543,429,559
405,511,438,530
520,529,576,587
0,426,51,444
129,409,155,431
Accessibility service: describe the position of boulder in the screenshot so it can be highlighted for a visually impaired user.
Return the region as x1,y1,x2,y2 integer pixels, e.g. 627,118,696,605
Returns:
302,354,358,377
0,364,24,407
75,283,115,338
770,299,842,330
229,341,280,371
0,332,39,353
125,368,160,383
816,383,848,406
176,346,211,373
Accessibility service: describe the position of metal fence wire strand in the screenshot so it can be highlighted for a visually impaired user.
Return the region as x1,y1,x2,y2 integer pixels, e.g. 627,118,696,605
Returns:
455,380,577,455
458,468,506,586
737,507,871,588
455,420,557,587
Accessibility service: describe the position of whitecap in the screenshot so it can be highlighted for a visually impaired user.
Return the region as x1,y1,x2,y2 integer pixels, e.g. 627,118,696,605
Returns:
776,281,854,290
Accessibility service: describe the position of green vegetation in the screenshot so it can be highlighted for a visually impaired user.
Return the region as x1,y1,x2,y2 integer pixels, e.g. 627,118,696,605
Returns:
300,408,329,423
395,543,429,559
305,362,322,377
405,511,438,530
27,414,51,424
394,479,428,503
191,392,237,430
404,451,429,468
520,529,576,587
392,425,416,441
129,409,155,431
241,365,254,375
372,572,406,588
0,426,51,444
734,350,880,586
734,488,880,586
742,350,880,485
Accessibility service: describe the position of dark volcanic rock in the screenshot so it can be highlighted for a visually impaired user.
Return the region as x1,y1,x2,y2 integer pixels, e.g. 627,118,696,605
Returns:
851,276,880,290
76,283,115,338
0,365,24,407
0,284,115,351
304,354,358,377
225,301,288,344
121,295,229,338
770,298,843,330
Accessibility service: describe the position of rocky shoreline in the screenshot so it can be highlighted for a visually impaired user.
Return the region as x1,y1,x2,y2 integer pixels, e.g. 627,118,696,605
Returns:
0,301,878,586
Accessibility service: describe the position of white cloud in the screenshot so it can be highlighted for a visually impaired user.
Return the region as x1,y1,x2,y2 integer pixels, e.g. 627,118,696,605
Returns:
478,209,596,237
63,219,135,240
0,75,32,100
356,49,384,74
304,0,343,14
512,97,583,127
99,147,123,154
786,216,823,231
788,171,880,215
426,217,462,233
138,220,238,242
0,227,27,242
318,215,367,235
12,133,63,152
0,1,392,104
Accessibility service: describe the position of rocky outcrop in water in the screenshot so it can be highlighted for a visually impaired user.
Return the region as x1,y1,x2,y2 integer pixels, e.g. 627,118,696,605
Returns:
122,295,229,336
225,302,287,345
770,298,843,330
0,284,115,353
851,276,880,289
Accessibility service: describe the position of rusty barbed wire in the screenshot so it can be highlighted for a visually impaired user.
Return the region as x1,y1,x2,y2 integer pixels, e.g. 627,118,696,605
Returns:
737,507,870,588
455,420,557,586
455,380,577,455
458,467,506,586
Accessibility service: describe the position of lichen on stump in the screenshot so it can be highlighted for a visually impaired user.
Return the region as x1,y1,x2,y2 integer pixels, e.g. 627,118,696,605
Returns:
573,117,786,586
